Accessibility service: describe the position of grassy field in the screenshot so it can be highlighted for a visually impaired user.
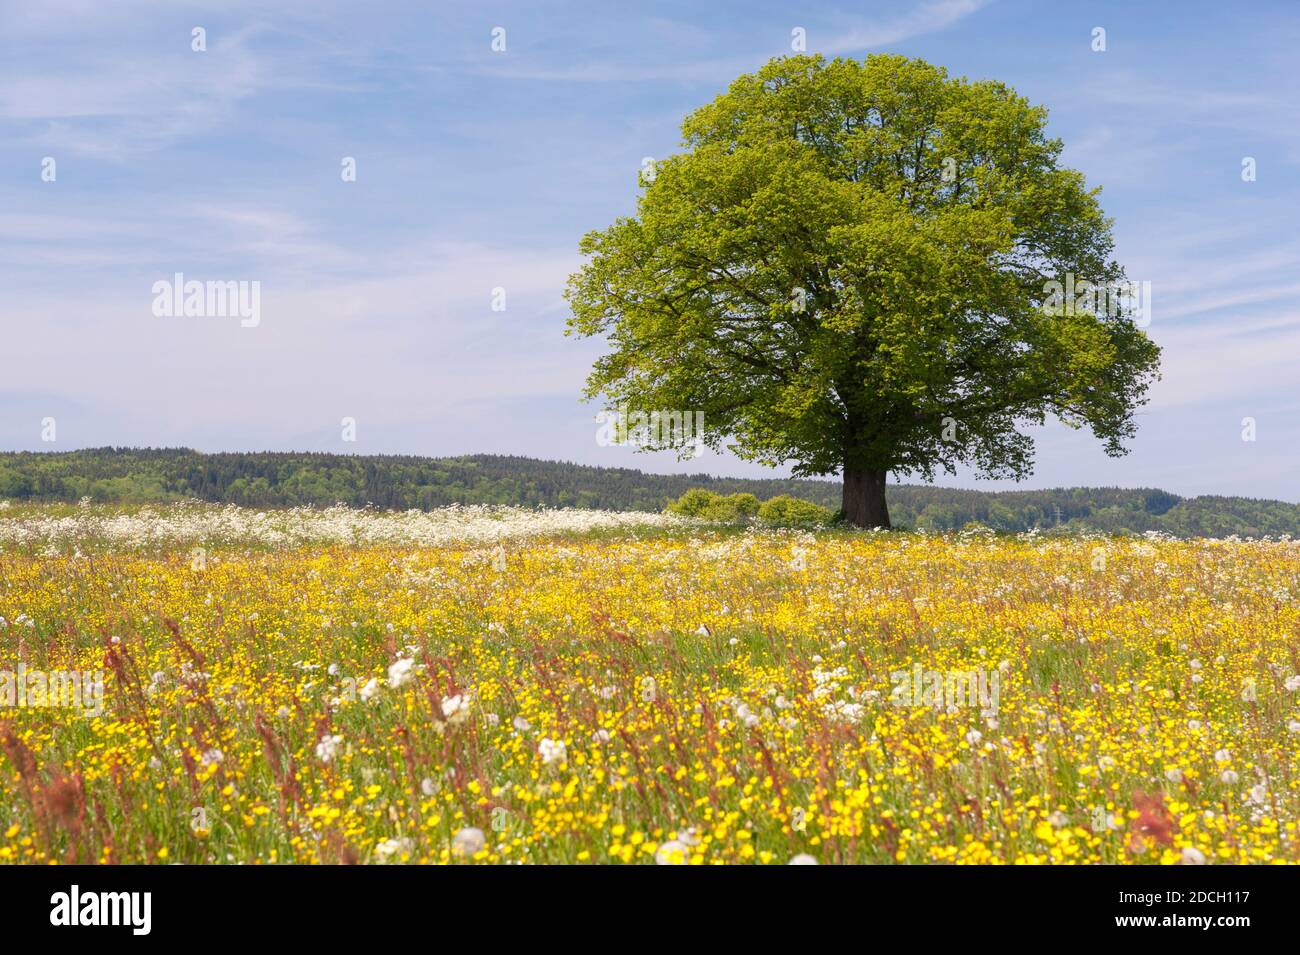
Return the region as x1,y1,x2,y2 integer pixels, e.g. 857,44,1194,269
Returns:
0,503,1297,864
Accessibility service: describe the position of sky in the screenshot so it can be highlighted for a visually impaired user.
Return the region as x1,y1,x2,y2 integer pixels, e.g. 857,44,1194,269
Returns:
2,0,1298,501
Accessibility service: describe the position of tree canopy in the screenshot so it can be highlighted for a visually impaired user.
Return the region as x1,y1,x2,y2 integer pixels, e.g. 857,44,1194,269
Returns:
566,54,1161,527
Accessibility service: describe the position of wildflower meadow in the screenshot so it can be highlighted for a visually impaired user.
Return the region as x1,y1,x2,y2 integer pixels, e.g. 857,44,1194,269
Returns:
1,503,1296,865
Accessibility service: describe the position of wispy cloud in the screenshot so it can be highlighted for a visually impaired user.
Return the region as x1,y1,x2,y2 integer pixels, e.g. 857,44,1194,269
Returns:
823,0,992,54
476,0,991,83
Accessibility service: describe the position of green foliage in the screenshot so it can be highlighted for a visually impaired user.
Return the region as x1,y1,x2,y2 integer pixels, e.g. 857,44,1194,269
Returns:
668,489,760,521
0,448,843,513
709,492,760,520
566,53,1161,526
666,488,717,517
757,495,835,527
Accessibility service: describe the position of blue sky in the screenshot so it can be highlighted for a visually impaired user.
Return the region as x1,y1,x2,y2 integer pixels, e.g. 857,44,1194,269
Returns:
2,0,1299,500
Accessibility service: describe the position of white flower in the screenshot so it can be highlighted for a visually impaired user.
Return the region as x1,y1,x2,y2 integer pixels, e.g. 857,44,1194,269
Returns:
387,657,416,689
788,854,818,865
1220,770,1239,785
1165,768,1183,783
538,737,567,767
964,729,983,746
512,715,532,733
654,840,689,865
315,734,343,763
822,699,864,725
374,837,413,862
591,728,610,744
452,827,485,857
359,678,380,702
200,748,223,768
420,777,438,797
1180,846,1207,865
1285,675,1300,692
675,827,701,847
1288,719,1300,734
1214,748,1231,762
441,693,472,724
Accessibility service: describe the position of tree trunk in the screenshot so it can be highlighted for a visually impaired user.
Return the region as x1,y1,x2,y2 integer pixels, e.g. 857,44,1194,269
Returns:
842,466,890,529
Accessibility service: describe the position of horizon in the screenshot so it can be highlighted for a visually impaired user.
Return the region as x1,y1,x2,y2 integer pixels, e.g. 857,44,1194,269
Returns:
3,445,1293,505
4,1,1300,501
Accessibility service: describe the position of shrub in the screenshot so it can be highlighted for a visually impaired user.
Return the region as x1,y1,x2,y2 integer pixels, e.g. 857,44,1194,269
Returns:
667,490,760,522
720,493,760,520
666,488,718,517
757,495,834,526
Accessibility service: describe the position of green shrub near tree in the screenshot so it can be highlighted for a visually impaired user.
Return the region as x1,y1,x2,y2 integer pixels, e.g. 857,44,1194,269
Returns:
756,495,835,527
667,489,760,521
667,489,833,526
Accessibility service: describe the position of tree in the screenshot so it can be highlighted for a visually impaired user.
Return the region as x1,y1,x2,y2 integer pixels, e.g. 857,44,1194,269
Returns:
565,54,1161,528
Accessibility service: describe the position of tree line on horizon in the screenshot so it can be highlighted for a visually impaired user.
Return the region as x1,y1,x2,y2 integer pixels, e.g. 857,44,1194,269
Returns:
0,448,1295,538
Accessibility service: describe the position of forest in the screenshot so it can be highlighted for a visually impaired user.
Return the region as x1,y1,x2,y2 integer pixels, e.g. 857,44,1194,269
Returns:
0,447,1296,537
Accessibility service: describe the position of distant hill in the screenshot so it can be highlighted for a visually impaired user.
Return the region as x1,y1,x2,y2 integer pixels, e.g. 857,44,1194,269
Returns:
0,448,1297,538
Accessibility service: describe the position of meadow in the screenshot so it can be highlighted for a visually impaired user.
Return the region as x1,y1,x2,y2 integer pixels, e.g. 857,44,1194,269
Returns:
0,502,1297,864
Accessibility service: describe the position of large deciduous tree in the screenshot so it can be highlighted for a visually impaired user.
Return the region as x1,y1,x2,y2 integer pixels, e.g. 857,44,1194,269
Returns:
566,54,1161,528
